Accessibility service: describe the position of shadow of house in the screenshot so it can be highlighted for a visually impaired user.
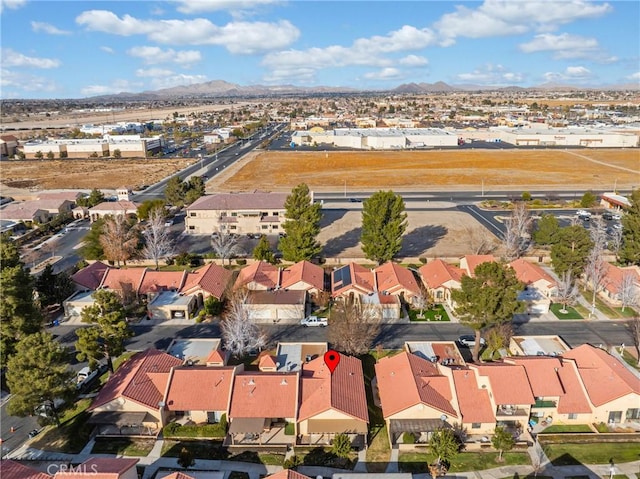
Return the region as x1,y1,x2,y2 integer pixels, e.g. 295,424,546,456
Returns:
322,227,362,257
399,225,448,257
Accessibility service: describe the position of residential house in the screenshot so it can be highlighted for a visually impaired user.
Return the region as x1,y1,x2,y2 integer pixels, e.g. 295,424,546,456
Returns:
55,458,139,479
599,263,640,305
181,263,234,307
0,202,50,224
404,341,465,366
63,290,97,319
298,354,369,446
0,134,19,158
418,259,464,307
459,255,497,276
147,290,197,320
99,268,147,302
509,258,558,314
164,366,238,424
185,191,288,235
245,290,307,324
37,191,84,203
280,261,326,297
88,200,139,222
88,349,182,436
167,338,226,366
562,344,640,424
374,262,422,305
451,369,496,435
509,335,570,357
228,372,299,446
375,351,459,444
235,261,280,291
139,270,187,301
71,261,110,291
266,471,313,479
0,460,52,479
275,342,328,372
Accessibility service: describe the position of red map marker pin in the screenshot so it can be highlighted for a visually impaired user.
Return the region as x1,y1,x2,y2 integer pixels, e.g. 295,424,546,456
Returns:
324,350,340,374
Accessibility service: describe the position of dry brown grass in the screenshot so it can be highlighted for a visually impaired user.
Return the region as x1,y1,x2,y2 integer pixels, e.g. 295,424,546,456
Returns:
0,158,195,190
212,149,640,192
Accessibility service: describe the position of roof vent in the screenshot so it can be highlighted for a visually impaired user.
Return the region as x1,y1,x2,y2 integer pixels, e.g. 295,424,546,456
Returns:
248,378,255,385
281,378,288,385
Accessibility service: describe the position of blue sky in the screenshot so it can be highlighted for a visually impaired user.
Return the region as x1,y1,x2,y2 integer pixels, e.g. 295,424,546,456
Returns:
1,0,638,99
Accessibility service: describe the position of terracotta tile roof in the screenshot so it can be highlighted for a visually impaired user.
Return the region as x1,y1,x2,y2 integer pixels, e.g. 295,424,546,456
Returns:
375,262,421,296
90,349,182,411
0,202,47,220
259,354,278,369
563,344,640,406
299,355,369,423
89,200,139,212
229,372,299,418
556,359,592,414
281,261,325,291
267,471,313,479
332,263,375,297
139,270,186,294
601,263,640,296
473,363,535,405
461,255,496,276
507,357,565,397
187,192,288,211
419,259,464,289
100,268,146,294
160,473,197,479
55,458,139,479
375,351,457,418
0,460,51,479
452,369,495,424
247,289,306,305
508,259,557,288
72,261,110,290
37,191,83,201
234,261,279,290
207,349,226,365
165,366,236,412
0,134,18,141
181,263,233,299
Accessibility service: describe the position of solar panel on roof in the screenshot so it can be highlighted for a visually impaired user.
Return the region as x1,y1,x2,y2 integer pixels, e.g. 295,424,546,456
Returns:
334,265,351,287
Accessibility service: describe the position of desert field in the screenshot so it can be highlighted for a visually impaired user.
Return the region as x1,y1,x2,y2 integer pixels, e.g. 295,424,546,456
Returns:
0,158,195,190
210,149,640,192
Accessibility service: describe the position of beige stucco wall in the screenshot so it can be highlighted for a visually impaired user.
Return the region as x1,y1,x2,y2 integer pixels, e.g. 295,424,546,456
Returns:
388,403,453,421
591,393,640,424
186,207,285,235
92,397,167,425
299,408,364,435
246,302,305,324
461,421,496,435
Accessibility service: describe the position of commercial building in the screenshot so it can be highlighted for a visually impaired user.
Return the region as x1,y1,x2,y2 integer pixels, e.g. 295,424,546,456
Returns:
21,134,165,159
291,127,459,149
488,126,639,148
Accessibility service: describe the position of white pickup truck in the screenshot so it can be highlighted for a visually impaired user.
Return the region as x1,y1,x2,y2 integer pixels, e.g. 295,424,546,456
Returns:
300,316,328,327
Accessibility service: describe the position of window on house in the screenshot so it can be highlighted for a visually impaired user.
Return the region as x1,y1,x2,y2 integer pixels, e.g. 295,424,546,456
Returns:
231,212,238,217
188,226,195,230
436,291,443,299
568,413,578,420
272,225,278,229
220,212,227,217
627,409,640,420
229,225,237,230
190,212,196,217
471,423,481,429
262,225,268,229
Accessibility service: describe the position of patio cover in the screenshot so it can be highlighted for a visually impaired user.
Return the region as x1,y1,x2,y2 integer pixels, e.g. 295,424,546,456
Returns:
389,419,450,434
87,411,155,427
307,419,368,434
229,417,268,434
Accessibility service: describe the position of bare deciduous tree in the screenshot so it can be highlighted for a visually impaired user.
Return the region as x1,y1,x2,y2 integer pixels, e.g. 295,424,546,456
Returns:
220,291,267,358
609,227,623,261
328,296,381,356
627,316,640,366
100,215,138,266
211,228,242,265
413,283,431,319
584,248,608,315
555,271,579,313
618,272,639,313
504,202,532,260
142,209,174,269
464,225,497,255
589,215,608,253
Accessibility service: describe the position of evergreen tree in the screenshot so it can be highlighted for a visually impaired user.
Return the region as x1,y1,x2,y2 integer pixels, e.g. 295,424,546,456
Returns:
533,213,560,246
620,189,640,265
550,225,593,277
137,199,167,221
7,332,75,426
580,190,598,208
253,235,276,264
361,190,408,264
280,183,322,261
165,176,186,207
77,188,105,208
451,261,524,362
77,290,133,372
81,218,106,260
35,265,75,307
491,426,515,462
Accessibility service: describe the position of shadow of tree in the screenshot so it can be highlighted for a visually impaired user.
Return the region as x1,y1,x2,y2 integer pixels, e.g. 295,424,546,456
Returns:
399,225,448,257
319,209,349,228
322,227,362,257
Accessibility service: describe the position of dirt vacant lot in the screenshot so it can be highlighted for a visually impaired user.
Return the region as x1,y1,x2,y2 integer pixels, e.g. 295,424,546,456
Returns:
0,158,195,190
211,149,639,192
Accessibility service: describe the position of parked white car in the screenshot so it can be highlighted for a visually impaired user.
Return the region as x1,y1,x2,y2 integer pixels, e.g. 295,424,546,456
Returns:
300,316,328,327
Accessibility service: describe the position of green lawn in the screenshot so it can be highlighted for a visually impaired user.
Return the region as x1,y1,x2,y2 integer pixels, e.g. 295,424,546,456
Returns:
29,398,94,453
366,425,391,473
228,451,285,465
92,437,154,456
550,303,583,320
621,350,640,370
409,304,450,322
540,425,593,433
398,451,530,473
161,439,227,459
163,422,226,438
543,443,640,465
579,290,632,319
614,307,638,318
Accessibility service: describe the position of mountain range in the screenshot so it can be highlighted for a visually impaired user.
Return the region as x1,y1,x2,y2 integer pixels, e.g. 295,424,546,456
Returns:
88,79,640,101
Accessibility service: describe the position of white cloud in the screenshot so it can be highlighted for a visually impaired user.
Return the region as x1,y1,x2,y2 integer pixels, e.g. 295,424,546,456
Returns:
31,21,71,35
518,33,614,61
0,0,27,14
128,46,201,65
174,0,281,15
1,48,60,69
455,64,524,85
398,55,429,67
263,67,316,84
543,66,594,83
80,79,143,97
135,67,175,77
150,73,208,89
435,0,612,45
76,10,299,54
100,46,115,54
565,66,592,78
627,72,640,81
0,68,58,93
364,68,402,81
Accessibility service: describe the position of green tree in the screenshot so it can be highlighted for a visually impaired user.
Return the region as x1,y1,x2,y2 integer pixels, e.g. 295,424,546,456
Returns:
521,191,532,201
253,235,276,264
280,183,323,261
35,150,43,159
361,190,408,264
113,148,122,159
451,262,524,362
332,433,352,459
59,150,68,159
491,426,515,462
6,332,75,426
46,150,55,160
35,264,76,307
620,189,640,265
165,176,186,207
580,190,598,208
550,225,593,277
137,199,167,221
203,296,224,316
178,446,195,469
0,235,41,368
77,290,133,372
533,213,561,246
81,218,106,260
429,427,460,467
77,188,105,208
